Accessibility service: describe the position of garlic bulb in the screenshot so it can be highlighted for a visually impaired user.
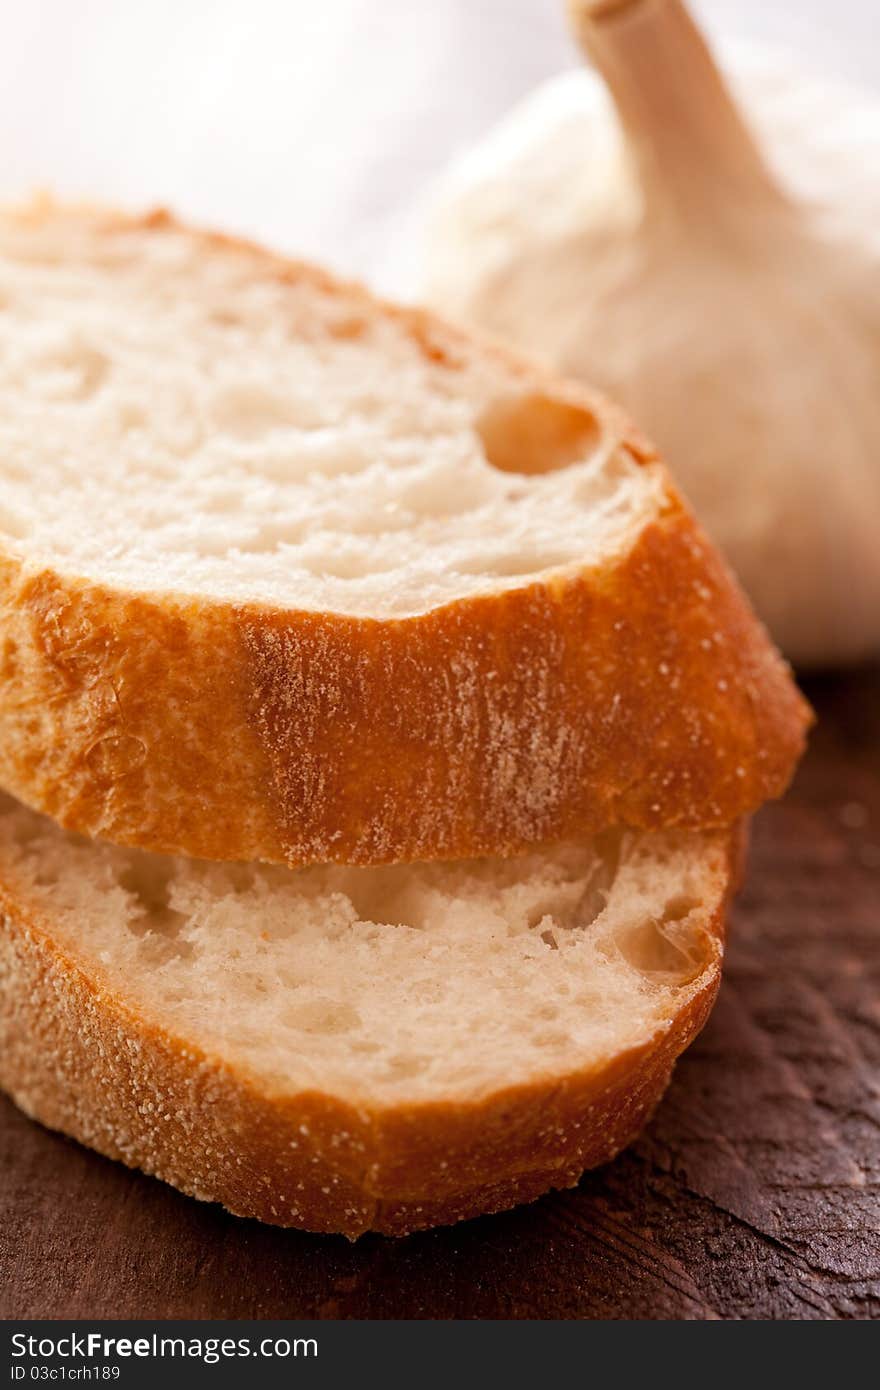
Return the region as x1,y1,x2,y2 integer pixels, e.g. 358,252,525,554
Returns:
422,0,880,668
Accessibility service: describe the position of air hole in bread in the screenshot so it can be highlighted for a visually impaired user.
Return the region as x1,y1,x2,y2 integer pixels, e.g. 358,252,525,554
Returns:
210,384,303,438
135,910,194,965
109,854,194,961
115,858,173,919
338,877,425,932
0,508,28,539
208,308,243,329
455,550,575,580
532,1002,560,1021
527,834,621,943
9,814,44,847
84,734,147,781
220,518,306,555
385,1054,427,1081
30,342,108,402
564,834,622,931
326,312,368,341
573,448,643,506
476,391,602,476
664,895,699,923
222,863,258,895
533,1028,571,1049
615,910,706,984
0,637,18,677
300,548,396,581
117,401,148,433
282,998,362,1035
396,468,493,519
201,488,248,515
31,864,61,887
576,846,621,927
115,858,193,963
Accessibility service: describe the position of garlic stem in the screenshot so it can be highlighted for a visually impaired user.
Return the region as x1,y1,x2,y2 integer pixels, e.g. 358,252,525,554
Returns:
567,0,789,220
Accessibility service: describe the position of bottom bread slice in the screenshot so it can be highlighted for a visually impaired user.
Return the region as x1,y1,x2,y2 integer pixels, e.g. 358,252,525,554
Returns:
0,795,741,1238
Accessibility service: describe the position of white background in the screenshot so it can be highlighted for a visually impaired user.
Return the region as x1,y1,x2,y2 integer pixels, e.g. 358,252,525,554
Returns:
0,1,876,294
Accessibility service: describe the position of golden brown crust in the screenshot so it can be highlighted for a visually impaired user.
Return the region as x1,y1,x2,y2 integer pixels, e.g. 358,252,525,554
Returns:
0,828,739,1238
0,498,808,867
0,203,810,866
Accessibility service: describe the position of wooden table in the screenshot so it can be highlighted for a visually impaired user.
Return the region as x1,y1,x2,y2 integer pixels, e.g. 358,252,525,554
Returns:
2,667,878,1321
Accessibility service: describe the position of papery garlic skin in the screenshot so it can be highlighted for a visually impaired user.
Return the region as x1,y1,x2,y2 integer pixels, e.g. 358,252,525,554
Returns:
421,44,880,668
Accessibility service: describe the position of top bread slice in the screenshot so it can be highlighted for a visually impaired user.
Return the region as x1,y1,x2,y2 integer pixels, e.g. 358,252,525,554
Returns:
0,199,808,867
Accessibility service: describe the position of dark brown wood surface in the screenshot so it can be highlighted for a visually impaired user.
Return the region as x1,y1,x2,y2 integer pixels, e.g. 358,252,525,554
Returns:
1,668,878,1321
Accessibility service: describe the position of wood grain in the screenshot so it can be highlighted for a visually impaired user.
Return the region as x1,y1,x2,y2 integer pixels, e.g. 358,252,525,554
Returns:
1,667,877,1321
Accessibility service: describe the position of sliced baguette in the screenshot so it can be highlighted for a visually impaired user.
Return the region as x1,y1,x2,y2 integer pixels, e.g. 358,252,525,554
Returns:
0,792,741,1237
0,200,806,867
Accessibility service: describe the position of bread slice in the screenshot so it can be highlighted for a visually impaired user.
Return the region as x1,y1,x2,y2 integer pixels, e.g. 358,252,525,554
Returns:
0,790,741,1237
0,200,806,868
